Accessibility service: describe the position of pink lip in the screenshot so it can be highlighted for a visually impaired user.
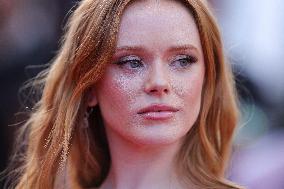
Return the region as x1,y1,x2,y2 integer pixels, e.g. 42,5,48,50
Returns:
138,104,179,120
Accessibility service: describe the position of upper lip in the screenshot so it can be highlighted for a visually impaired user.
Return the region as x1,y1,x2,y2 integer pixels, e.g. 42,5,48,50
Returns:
137,104,179,114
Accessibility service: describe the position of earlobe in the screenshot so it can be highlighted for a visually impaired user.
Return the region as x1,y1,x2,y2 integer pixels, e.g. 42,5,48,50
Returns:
87,87,98,107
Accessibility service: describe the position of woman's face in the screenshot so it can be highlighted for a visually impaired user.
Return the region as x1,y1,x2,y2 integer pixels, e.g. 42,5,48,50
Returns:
91,0,205,146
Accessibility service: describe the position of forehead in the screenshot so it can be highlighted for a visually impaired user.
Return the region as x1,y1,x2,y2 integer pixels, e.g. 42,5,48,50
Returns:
116,0,202,51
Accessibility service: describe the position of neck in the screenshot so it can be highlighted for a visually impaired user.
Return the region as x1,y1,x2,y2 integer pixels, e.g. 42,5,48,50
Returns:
99,128,186,189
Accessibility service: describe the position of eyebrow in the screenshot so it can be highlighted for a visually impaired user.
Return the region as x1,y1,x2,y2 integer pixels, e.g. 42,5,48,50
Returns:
116,46,144,52
115,44,200,55
166,44,201,57
167,44,199,53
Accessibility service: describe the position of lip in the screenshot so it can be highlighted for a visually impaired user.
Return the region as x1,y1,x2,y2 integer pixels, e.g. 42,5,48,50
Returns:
137,104,179,120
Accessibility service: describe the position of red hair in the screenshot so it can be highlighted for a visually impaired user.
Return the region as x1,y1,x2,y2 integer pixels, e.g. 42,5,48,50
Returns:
5,0,242,188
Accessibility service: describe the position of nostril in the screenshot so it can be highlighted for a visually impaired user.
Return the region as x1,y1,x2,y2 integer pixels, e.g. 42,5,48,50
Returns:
150,89,158,93
149,88,169,94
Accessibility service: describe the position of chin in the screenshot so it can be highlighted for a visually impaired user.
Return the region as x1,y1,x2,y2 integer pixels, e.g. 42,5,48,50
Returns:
124,126,189,147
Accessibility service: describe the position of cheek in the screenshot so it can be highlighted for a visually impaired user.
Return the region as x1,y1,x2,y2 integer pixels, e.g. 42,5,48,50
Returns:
97,76,127,109
172,70,204,101
95,71,143,118
171,67,205,121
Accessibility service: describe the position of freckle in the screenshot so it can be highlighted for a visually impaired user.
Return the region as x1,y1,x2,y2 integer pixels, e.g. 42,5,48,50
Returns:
171,77,188,96
115,74,136,108
116,70,148,118
116,75,132,95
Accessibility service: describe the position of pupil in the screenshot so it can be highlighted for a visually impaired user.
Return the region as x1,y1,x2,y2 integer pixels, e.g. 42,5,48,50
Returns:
131,61,139,68
180,59,188,66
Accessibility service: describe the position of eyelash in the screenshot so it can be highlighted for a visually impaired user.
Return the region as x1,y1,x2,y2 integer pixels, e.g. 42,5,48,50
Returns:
114,55,144,70
170,55,198,69
114,54,198,70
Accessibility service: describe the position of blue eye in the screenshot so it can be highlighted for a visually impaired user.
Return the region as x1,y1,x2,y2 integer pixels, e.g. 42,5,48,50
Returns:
171,55,197,68
114,55,144,69
128,60,143,68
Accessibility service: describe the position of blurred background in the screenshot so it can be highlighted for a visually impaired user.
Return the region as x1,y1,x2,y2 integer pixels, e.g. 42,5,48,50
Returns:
0,0,284,188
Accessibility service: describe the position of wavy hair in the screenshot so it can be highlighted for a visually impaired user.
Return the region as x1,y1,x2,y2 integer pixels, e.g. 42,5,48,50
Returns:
5,0,242,188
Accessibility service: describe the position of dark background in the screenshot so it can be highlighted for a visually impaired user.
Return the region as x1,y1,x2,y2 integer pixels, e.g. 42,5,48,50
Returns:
1,0,284,188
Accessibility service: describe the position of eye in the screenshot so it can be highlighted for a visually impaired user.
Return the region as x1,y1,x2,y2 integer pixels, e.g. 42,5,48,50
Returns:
114,55,144,69
171,55,198,69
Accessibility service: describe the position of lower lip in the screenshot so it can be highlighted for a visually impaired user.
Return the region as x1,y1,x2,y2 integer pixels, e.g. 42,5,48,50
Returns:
139,111,176,120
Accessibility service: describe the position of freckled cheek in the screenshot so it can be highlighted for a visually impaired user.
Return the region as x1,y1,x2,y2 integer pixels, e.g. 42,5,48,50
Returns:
172,74,203,95
171,72,204,113
99,74,144,111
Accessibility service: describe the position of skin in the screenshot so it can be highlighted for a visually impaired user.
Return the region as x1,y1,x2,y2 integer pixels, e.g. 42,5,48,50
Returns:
88,0,205,188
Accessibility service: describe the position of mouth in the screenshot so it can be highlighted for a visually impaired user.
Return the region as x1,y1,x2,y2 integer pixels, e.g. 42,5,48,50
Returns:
137,104,179,120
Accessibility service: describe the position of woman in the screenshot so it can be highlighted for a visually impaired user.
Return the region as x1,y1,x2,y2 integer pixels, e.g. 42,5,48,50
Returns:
6,0,242,188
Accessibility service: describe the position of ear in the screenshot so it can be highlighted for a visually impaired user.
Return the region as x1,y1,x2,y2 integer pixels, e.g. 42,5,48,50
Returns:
87,87,98,107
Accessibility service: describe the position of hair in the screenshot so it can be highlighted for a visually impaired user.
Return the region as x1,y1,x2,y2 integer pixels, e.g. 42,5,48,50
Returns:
4,0,242,188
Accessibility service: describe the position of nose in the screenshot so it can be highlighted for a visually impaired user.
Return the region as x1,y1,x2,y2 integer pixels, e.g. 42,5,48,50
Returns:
144,61,170,96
